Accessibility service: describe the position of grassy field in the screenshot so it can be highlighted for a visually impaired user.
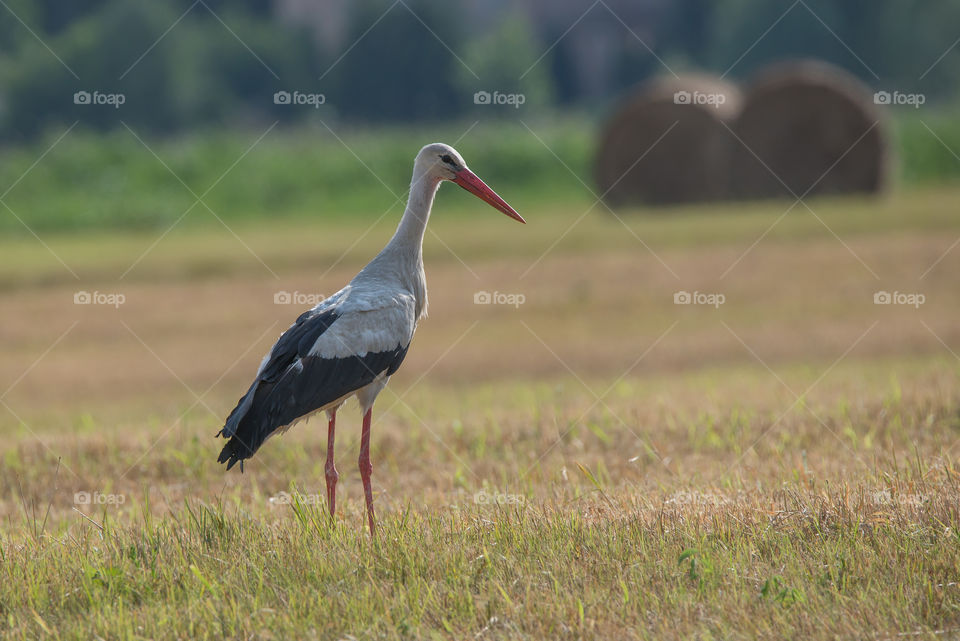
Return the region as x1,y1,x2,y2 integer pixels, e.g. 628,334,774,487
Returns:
2,182,960,639
0,118,593,233
2,107,960,234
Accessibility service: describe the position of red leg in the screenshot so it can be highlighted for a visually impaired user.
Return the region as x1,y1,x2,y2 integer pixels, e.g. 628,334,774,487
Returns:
325,410,338,518
358,408,376,535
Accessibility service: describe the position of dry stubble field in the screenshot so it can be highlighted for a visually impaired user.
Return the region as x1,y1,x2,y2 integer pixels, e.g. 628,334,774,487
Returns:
2,187,960,639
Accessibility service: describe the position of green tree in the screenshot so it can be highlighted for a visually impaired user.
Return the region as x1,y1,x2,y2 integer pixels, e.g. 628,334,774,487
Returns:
704,0,960,99
0,0,320,140
456,10,553,112
332,0,465,122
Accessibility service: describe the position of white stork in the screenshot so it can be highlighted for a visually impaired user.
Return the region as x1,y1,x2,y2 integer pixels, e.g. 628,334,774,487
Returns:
216,143,524,534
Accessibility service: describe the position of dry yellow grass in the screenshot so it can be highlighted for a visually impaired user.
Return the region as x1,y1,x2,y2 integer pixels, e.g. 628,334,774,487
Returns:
2,189,960,639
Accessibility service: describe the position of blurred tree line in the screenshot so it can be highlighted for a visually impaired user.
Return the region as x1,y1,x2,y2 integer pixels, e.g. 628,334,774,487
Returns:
1,0,958,141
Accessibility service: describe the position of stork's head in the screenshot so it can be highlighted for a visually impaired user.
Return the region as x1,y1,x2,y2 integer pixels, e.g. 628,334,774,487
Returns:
415,143,525,223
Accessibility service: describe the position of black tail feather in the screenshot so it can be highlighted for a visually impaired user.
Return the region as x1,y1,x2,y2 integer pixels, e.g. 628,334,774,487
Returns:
217,424,258,471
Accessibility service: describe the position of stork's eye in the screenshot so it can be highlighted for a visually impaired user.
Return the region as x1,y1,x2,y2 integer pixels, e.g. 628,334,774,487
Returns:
440,154,455,166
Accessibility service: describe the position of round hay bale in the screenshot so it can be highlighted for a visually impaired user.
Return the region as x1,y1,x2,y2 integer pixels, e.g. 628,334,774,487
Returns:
595,74,742,207
731,60,891,200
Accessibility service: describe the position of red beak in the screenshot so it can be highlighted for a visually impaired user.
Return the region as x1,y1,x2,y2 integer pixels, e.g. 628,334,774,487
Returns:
452,168,525,223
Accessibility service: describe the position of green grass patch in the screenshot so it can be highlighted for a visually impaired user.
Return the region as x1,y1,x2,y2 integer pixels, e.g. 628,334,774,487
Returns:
3,106,960,235
0,117,594,233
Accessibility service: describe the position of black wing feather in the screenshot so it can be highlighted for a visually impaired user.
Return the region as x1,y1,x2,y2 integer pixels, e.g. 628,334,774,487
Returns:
216,306,408,471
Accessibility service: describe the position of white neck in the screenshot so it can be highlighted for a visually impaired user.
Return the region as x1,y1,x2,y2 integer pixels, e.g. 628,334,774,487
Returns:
388,170,441,255
358,167,438,319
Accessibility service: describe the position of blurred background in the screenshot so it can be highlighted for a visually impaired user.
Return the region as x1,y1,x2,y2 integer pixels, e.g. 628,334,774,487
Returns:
0,0,959,231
